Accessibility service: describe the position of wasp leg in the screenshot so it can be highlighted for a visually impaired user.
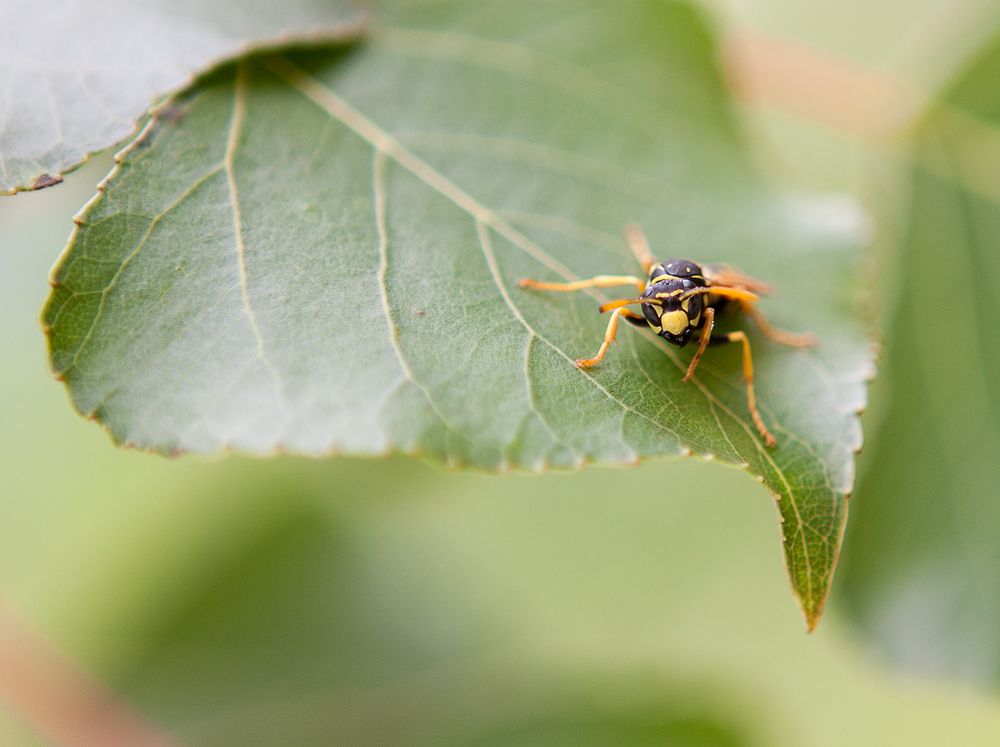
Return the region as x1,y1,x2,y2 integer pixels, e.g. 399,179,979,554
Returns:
518,274,645,293
710,330,777,448
575,308,643,368
683,307,715,382
743,305,818,347
625,224,656,274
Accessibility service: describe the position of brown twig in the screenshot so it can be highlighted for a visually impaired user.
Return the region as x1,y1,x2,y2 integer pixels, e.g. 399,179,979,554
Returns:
723,29,921,140
0,603,180,747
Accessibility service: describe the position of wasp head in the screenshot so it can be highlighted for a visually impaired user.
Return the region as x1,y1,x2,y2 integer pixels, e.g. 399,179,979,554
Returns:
640,260,707,347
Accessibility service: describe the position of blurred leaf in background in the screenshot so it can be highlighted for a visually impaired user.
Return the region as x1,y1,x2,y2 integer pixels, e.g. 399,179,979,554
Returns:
110,460,760,747
840,31,1000,685
0,0,365,194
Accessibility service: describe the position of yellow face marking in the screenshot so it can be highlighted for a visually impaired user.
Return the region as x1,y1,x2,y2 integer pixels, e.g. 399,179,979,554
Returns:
660,310,689,336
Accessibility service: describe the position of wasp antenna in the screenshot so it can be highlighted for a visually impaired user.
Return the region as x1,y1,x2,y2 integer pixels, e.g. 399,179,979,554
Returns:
598,297,660,314
681,286,758,304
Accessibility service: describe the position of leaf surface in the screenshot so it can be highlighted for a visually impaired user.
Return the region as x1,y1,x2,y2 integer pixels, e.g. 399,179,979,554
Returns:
44,0,872,629
0,0,365,194
840,31,1000,679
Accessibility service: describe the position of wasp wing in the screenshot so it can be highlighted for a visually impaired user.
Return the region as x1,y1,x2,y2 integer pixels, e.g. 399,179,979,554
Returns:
704,264,774,295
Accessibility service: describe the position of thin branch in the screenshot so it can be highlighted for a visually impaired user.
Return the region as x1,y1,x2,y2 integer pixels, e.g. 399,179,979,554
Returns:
0,603,178,747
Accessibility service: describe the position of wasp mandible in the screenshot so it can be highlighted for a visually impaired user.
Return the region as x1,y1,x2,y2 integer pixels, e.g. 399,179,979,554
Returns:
518,225,817,447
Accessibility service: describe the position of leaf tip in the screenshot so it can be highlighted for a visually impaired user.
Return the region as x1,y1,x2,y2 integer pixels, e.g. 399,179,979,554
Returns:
803,602,825,633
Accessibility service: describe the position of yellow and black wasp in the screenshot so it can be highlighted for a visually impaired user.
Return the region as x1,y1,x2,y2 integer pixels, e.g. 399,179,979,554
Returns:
518,225,816,447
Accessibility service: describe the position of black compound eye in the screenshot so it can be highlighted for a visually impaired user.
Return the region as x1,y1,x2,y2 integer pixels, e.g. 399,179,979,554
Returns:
687,293,703,315
642,302,661,327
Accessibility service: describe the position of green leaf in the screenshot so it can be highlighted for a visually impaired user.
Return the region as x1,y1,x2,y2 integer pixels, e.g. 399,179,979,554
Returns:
0,0,365,194
44,0,873,630
840,31,1000,681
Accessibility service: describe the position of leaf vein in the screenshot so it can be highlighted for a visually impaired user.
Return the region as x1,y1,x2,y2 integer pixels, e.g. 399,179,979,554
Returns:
226,63,290,423
63,163,225,377
522,334,583,469
372,148,470,449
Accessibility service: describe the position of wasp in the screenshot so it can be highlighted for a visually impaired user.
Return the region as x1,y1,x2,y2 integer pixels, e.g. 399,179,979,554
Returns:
518,225,816,447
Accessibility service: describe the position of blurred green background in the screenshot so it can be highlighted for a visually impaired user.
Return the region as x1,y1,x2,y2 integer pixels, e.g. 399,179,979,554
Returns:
4,1,1000,745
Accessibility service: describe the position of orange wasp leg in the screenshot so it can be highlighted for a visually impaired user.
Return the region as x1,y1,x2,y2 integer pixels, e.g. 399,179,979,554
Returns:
518,275,645,294
743,304,818,347
683,306,715,382
710,330,777,447
625,224,656,274
683,287,815,347
575,307,644,368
